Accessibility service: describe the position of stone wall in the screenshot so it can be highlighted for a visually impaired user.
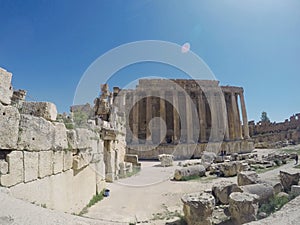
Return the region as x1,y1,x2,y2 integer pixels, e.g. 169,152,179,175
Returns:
0,67,127,214
249,114,300,148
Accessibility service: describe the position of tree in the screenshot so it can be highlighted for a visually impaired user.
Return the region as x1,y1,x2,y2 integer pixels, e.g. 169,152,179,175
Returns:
261,111,270,123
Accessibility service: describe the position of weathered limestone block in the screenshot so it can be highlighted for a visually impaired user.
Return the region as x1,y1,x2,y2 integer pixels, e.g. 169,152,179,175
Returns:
24,151,38,183
38,151,53,178
201,151,217,164
291,185,300,197
0,68,13,105
72,151,91,171
181,192,215,225
53,122,68,150
241,183,274,204
158,154,174,167
63,150,73,171
0,160,8,175
237,171,259,186
212,181,242,204
258,180,283,195
125,154,140,166
53,151,63,174
21,101,57,121
280,170,300,192
119,162,133,176
0,151,24,187
0,103,20,149
229,192,258,225
174,165,206,181
66,129,77,150
219,161,243,177
18,115,55,151
75,128,98,149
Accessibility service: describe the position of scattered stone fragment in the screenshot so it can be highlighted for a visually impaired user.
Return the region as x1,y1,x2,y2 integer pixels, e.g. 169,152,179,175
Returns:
174,165,206,181
181,192,215,225
280,169,300,192
212,181,242,204
237,171,259,186
158,154,174,167
229,192,258,225
240,183,274,204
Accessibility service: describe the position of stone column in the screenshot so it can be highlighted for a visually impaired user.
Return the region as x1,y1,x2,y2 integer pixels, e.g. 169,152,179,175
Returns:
206,89,219,142
146,93,153,144
132,93,139,144
231,92,241,140
173,91,180,144
198,91,207,142
225,92,234,141
236,94,243,140
239,91,250,139
160,91,166,144
186,93,194,143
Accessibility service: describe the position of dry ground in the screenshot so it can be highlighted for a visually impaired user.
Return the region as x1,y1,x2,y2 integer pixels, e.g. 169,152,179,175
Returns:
84,145,300,225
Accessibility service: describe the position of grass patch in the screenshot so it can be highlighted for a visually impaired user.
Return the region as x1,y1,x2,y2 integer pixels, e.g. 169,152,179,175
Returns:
258,194,291,216
78,189,105,216
255,165,280,174
177,174,217,182
280,148,300,155
152,205,186,224
294,164,300,169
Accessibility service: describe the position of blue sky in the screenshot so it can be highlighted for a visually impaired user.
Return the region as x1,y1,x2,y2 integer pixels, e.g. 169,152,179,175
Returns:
0,0,299,122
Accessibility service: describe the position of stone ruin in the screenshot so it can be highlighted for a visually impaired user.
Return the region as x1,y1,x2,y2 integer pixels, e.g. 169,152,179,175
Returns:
176,149,300,224
249,114,300,148
114,79,254,159
0,67,138,214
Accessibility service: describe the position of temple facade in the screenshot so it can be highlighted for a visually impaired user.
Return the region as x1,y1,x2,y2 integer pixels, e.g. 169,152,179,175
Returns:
113,79,254,159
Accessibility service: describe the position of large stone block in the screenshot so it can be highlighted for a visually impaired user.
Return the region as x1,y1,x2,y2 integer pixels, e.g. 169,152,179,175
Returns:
181,192,215,225
291,185,300,197
219,161,243,177
63,150,73,171
0,160,8,175
229,192,258,225
237,171,259,186
0,151,24,187
24,151,38,183
66,129,77,150
125,154,140,166
0,103,20,149
201,151,217,164
158,154,174,167
53,151,63,174
241,183,274,204
21,101,57,121
174,165,206,181
53,122,68,150
38,151,53,178
72,151,91,171
18,114,55,151
75,128,99,149
212,181,242,205
280,169,300,192
0,68,13,105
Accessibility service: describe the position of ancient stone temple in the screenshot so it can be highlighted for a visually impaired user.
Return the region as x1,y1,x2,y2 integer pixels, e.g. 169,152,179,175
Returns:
113,79,254,159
